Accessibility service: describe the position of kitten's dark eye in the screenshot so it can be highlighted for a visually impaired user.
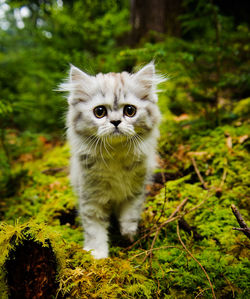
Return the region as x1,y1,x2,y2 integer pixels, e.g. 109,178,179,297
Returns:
124,105,136,117
94,106,107,118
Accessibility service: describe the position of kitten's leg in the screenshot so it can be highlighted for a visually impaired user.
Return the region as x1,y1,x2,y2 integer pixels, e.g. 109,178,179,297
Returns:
118,193,144,242
79,201,110,259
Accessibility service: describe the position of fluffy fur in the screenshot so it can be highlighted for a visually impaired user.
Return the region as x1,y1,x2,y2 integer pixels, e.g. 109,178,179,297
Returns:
60,63,165,259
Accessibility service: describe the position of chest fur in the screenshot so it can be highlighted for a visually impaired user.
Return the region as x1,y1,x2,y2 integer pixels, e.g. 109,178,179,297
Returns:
79,154,147,203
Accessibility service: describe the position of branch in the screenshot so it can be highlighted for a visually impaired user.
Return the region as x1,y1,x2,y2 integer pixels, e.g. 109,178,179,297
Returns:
169,197,189,219
153,184,168,226
178,218,204,241
129,245,183,260
142,198,189,264
125,191,213,252
231,204,250,239
195,288,210,299
191,156,208,190
177,222,216,299
125,215,180,251
42,167,68,175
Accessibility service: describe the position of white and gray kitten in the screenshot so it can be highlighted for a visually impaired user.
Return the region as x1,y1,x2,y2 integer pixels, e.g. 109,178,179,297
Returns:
60,63,164,259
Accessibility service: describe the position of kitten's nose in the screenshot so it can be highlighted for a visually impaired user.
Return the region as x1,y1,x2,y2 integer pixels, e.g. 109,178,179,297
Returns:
110,120,121,127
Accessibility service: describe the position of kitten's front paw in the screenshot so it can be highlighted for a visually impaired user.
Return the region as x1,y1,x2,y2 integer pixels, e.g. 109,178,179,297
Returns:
120,223,138,242
84,247,108,259
124,233,136,243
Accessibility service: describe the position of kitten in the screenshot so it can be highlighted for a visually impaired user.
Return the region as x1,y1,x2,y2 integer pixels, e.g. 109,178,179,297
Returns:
60,63,165,259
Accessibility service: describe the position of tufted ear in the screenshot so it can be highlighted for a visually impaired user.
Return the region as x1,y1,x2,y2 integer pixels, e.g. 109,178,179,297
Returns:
59,65,96,105
69,64,93,84
131,62,167,102
131,63,156,100
133,63,155,89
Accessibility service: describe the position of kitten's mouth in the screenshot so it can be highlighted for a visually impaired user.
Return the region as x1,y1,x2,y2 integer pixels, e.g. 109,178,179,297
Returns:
112,128,122,135
110,128,127,141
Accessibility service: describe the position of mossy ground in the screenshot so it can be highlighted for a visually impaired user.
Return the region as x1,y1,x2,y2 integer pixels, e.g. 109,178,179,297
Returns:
0,93,249,298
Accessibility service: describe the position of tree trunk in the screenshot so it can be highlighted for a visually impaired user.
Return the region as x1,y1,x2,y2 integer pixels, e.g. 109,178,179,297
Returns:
130,0,182,45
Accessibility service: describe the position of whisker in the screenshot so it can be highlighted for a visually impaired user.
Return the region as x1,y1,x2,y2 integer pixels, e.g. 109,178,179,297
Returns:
87,136,99,154
126,136,133,156
99,140,107,167
103,136,112,159
134,134,147,155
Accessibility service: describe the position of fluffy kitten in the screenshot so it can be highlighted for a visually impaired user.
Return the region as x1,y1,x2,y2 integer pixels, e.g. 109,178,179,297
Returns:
60,63,164,259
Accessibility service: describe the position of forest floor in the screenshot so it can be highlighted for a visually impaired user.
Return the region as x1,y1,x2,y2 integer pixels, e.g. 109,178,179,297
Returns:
0,97,249,298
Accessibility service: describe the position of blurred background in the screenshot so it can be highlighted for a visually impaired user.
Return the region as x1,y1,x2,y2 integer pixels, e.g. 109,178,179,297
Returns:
1,0,249,131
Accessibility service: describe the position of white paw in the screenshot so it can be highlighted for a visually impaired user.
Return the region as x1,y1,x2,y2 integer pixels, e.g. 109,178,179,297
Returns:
120,222,138,242
84,247,108,259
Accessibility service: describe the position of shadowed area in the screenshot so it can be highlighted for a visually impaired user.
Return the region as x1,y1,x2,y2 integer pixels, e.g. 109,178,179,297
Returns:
5,240,59,299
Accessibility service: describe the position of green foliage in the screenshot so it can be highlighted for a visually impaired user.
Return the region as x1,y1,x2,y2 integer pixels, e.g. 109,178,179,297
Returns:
119,1,250,122
0,111,249,297
0,144,157,298
233,97,250,118
0,0,130,133
1,0,249,132
143,118,250,297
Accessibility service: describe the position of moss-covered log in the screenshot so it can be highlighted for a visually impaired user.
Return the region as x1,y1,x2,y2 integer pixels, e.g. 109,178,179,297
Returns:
0,222,64,298
0,222,156,298
6,240,58,298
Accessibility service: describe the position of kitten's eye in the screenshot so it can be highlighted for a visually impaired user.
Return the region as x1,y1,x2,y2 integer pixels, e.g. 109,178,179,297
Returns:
124,105,136,117
94,106,107,118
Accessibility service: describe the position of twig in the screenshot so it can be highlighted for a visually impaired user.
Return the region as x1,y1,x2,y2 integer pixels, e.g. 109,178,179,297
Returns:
191,156,208,190
42,167,68,175
145,229,159,264
152,197,188,243
141,196,189,235
177,222,216,299
169,197,189,219
178,218,204,241
129,245,182,260
231,204,250,239
195,288,210,298
187,190,213,214
154,184,168,225
142,198,189,264
222,274,235,298
126,191,213,252
148,184,168,228
125,215,180,251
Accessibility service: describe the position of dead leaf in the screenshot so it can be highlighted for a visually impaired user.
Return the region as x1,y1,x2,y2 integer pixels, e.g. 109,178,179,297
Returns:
39,136,47,144
49,181,61,190
18,153,34,162
173,114,190,122
238,135,248,144
226,136,232,149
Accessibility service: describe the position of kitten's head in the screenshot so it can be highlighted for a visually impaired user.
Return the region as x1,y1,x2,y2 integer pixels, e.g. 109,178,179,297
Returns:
61,63,165,143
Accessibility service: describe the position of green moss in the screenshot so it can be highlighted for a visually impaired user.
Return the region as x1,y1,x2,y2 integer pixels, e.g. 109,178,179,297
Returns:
0,220,66,298
0,110,249,297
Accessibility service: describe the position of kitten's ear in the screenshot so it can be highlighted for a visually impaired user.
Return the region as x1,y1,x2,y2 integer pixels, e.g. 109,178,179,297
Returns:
133,63,155,90
132,63,156,100
131,63,166,102
70,64,93,84
59,65,96,105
